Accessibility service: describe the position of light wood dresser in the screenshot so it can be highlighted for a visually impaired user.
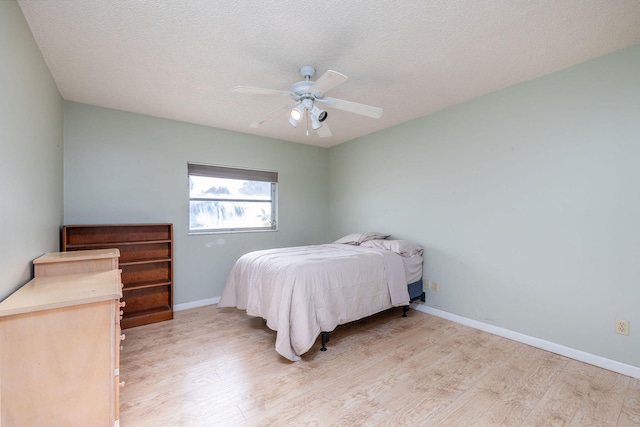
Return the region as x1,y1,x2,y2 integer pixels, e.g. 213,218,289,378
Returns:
33,247,120,277
0,251,125,427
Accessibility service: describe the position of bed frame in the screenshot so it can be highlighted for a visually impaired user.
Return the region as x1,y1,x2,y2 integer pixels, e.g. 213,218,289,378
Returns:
320,279,425,351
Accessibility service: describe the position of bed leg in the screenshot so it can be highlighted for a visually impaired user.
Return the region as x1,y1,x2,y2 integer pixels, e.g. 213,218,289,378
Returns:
320,332,330,351
402,305,409,317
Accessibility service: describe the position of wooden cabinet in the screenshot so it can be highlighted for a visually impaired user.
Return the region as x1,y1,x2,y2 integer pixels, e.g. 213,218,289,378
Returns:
62,224,173,329
0,270,124,427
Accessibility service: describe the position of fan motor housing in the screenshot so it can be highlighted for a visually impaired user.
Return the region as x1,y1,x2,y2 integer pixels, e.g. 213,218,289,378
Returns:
291,81,321,99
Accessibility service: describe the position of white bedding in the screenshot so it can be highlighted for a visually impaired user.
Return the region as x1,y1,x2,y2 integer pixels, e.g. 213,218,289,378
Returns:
403,254,423,283
218,244,411,361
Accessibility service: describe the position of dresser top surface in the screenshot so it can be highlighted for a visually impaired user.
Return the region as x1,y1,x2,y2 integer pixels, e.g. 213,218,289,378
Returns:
33,248,120,264
0,270,122,317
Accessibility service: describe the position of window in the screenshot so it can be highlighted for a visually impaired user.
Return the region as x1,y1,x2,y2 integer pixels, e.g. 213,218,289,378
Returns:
188,163,278,234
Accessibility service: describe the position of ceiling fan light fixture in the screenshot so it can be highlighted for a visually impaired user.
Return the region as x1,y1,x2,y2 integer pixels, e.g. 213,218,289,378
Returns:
310,114,322,130
290,104,304,122
288,116,299,128
310,105,328,122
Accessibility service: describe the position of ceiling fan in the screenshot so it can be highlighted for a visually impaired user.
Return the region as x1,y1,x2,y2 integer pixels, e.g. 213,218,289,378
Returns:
232,66,383,138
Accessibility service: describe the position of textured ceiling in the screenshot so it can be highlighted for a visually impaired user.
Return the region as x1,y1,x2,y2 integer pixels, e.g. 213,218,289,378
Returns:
17,0,640,147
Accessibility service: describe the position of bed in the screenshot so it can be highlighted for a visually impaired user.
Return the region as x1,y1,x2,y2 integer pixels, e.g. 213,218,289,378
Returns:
218,233,424,361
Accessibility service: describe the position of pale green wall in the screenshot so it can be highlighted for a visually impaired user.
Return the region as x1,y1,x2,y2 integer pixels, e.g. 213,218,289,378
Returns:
328,44,640,367
0,1,63,300
63,102,329,304
8,0,637,368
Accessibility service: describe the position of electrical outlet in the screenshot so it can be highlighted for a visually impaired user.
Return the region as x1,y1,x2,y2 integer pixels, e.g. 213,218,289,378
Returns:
432,281,439,292
423,280,430,291
615,319,629,336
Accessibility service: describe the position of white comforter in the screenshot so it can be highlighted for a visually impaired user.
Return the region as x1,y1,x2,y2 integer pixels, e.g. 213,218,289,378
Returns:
218,244,410,361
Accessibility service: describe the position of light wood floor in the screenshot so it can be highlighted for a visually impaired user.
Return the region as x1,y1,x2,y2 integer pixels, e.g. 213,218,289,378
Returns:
120,305,640,426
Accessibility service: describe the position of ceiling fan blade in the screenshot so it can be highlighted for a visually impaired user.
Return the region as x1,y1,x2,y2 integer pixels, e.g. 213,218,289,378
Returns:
232,86,292,97
310,70,347,96
250,102,299,128
321,97,383,119
316,122,332,138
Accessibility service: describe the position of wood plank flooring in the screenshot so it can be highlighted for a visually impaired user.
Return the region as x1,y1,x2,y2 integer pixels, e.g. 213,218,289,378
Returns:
120,305,640,426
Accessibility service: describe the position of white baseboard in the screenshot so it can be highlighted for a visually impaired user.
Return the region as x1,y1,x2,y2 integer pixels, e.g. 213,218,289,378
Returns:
412,304,640,380
174,297,219,312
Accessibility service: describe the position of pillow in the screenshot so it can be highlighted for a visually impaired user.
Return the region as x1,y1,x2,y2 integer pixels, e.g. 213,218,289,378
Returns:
360,239,424,257
333,232,390,246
